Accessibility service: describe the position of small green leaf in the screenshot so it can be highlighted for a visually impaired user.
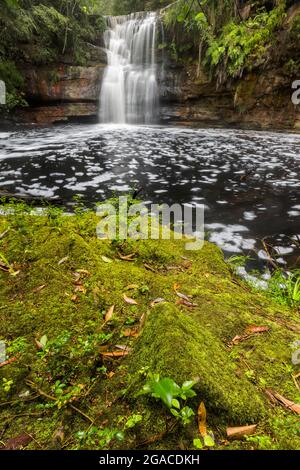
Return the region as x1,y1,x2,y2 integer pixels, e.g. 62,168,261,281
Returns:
40,335,48,349
125,414,143,429
171,398,180,409
193,438,203,449
149,377,180,408
204,434,215,447
182,380,196,390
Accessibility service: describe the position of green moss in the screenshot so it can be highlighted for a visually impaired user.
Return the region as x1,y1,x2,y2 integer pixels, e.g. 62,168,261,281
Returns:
128,303,266,423
0,205,300,450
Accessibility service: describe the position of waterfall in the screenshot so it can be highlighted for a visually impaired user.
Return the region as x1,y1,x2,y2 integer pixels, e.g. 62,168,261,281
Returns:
100,12,159,124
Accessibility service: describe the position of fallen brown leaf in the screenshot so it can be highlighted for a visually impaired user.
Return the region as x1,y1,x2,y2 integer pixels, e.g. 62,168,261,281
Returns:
101,351,129,358
53,426,65,444
76,269,90,276
105,305,115,322
0,261,9,273
32,284,47,293
226,425,257,440
0,433,32,450
245,325,270,335
265,389,300,414
198,402,207,437
150,298,165,307
176,298,198,308
123,294,138,305
118,253,136,261
123,328,139,338
230,335,244,346
126,284,139,290
73,272,81,283
229,325,270,346
144,263,156,272
176,292,191,302
34,339,44,351
74,285,86,294
140,313,146,328
71,294,79,302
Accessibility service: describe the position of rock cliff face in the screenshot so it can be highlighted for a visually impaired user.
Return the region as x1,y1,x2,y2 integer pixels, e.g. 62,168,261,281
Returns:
17,47,106,124
158,61,300,131
17,56,300,131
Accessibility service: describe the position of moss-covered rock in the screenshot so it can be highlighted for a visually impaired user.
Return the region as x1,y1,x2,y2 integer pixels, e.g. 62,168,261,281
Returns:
128,303,266,423
0,205,299,450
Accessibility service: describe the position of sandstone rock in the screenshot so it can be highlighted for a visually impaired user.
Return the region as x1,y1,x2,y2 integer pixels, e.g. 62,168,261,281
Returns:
22,65,105,104
17,103,98,125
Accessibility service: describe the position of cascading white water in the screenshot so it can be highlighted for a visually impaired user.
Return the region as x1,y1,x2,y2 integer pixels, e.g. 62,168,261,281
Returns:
100,12,159,124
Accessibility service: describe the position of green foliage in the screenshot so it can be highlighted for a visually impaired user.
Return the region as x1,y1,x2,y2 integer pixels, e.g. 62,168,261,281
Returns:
266,270,300,308
163,1,289,84
75,413,142,449
5,336,28,357
283,58,300,76
139,373,197,426
227,255,252,268
0,1,106,111
113,0,171,16
2,378,14,393
0,60,27,110
205,3,286,78
76,426,125,449
38,329,112,381
290,13,300,40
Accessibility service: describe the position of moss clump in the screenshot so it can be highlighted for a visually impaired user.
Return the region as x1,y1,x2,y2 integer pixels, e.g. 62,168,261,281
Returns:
128,303,266,423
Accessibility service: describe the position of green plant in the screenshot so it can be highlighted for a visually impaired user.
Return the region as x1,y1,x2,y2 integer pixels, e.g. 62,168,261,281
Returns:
205,3,286,80
76,426,124,449
2,378,14,393
52,380,85,409
37,329,112,384
76,413,142,449
266,269,300,308
227,255,252,268
138,374,197,426
286,271,300,307
6,336,27,357
124,414,143,429
290,13,300,40
246,434,274,450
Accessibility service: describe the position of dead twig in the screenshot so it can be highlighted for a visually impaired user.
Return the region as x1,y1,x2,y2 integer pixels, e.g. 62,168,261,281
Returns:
137,420,178,447
0,356,18,368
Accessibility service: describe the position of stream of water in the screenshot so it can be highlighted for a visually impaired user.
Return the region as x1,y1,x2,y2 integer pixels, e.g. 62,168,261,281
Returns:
0,124,299,269
100,12,160,124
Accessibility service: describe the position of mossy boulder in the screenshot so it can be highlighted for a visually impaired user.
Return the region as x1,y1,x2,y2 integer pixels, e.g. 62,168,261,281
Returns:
0,205,299,449
128,303,265,423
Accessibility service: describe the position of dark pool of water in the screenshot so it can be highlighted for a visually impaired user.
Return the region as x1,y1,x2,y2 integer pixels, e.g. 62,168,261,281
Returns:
0,124,300,268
